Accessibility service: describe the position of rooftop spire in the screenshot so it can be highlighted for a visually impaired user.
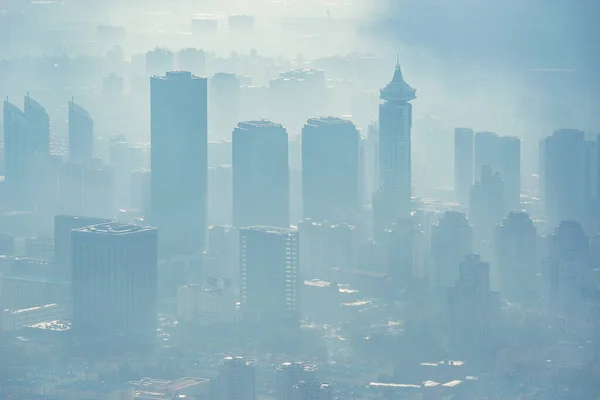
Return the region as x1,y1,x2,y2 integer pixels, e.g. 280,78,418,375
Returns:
380,60,416,102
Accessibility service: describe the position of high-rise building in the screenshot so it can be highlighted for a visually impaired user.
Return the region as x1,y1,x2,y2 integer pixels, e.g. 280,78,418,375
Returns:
177,48,206,76
215,356,256,400
454,128,474,207
54,215,111,270
291,381,332,400
208,165,233,226
448,254,500,360
68,100,94,164
545,221,589,323
495,212,538,301
23,95,50,155
302,117,359,224
151,71,208,254
276,362,317,400
372,62,416,237
474,131,498,182
470,165,505,246
3,100,34,203
146,48,174,75
541,129,586,226
239,226,298,323
71,222,157,353
209,73,241,140
232,121,289,228
431,211,473,288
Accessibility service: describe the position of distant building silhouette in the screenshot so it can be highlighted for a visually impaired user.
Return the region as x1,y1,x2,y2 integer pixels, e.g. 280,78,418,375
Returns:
146,48,174,76
454,127,474,208
541,129,586,226
72,222,158,355
470,165,505,247
302,117,359,224
431,211,473,288
233,121,289,228
215,356,256,400
68,100,94,164
23,95,50,155
291,380,332,400
150,71,208,254
448,254,500,361
276,361,317,400
239,226,299,323
373,62,416,238
495,212,538,301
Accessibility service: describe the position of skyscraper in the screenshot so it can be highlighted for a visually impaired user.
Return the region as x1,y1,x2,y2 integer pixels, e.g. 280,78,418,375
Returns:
302,117,359,224
470,165,505,245
454,128,474,207
291,381,332,400
494,212,538,301
72,222,158,354
431,211,473,288
276,362,317,400
3,100,34,202
448,254,500,361
372,62,416,237
541,129,586,226
151,71,208,254
239,226,299,323
54,215,111,271
68,100,94,164
233,121,289,228
23,95,50,155
215,356,256,400
546,221,589,323
474,131,498,182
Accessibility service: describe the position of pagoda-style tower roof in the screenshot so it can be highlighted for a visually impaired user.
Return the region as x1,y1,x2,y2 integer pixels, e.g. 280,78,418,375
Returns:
380,62,416,102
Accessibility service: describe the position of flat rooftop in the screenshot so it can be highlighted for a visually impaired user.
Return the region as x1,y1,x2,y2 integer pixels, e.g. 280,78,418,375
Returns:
306,116,355,126
236,120,284,130
74,222,156,235
240,225,297,235
153,71,205,80
27,320,71,331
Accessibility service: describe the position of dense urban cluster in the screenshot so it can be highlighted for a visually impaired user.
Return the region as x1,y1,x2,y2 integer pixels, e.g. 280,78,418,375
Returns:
0,0,598,399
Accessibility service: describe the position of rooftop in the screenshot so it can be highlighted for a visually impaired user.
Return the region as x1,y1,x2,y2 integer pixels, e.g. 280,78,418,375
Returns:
236,120,285,130
240,226,297,235
74,222,156,235
153,71,205,81
380,62,416,102
305,116,356,127
27,320,71,331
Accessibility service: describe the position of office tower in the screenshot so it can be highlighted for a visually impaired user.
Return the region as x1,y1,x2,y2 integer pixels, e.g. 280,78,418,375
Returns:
177,48,206,76
72,222,157,353
216,356,256,400
382,218,422,283
498,136,521,212
364,123,379,207
431,211,473,288
229,14,255,33
470,165,505,246
23,95,50,154
3,100,34,204
68,100,94,164
541,129,586,225
102,73,124,98
54,215,112,271
454,128,474,207
448,254,500,360
495,212,538,301
276,362,317,400
291,381,332,400
584,138,597,204
474,132,521,212
372,62,416,237
301,117,359,223
233,121,289,228
151,71,208,254
84,163,115,218
209,73,241,140
239,226,299,323
146,48,174,75
110,140,145,209
546,221,589,323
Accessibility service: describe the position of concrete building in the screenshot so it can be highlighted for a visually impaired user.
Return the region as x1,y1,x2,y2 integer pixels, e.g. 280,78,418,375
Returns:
209,73,241,140
23,94,50,155
177,282,237,325
68,100,94,164
448,255,500,361
146,48,174,75
151,71,208,254
233,121,289,229
494,212,538,301
215,356,256,400
454,128,474,208
0,231,15,256
291,380,331,400
541,129,586,226
372,62,416,238
54,215,111,271
72,222,158,354
276,362,317,400
239,226,298,323
302,117,360,224
470,165,505,249
431,212,473,289
3,100,34,205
